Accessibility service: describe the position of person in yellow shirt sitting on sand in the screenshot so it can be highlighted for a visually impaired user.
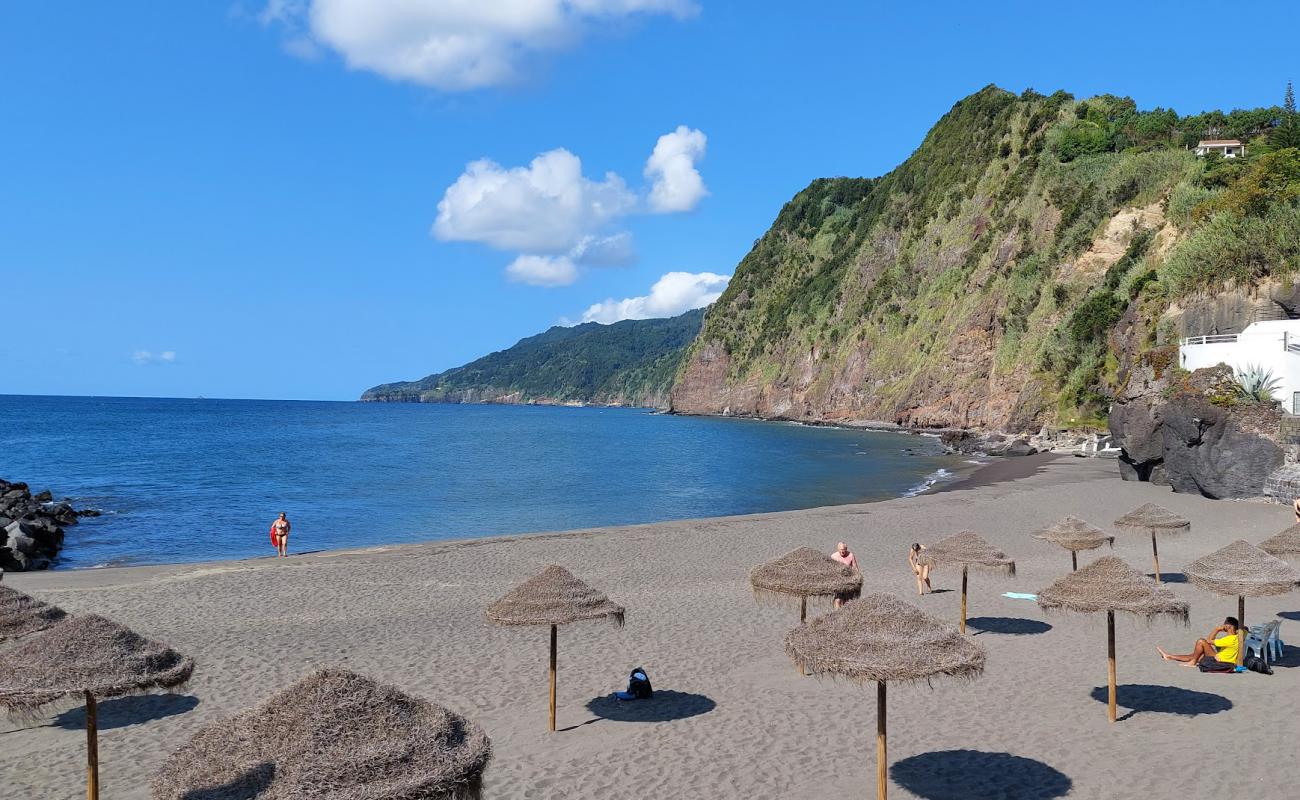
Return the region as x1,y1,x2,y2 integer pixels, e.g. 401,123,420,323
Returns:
1156,617,1240,668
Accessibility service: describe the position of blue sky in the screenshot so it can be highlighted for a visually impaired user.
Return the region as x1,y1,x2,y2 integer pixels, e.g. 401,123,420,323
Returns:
3,1,1298,400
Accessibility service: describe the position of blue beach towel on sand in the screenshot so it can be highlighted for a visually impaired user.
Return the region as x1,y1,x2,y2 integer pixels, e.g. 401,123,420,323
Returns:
1003,592,1038,601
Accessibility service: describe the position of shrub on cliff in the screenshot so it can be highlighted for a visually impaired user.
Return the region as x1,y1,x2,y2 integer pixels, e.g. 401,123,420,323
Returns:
1211,148,1300,217
1160,205,1300,294
1050,120,1110,162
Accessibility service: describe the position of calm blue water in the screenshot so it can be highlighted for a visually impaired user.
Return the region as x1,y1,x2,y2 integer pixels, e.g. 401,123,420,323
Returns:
0,396,965,569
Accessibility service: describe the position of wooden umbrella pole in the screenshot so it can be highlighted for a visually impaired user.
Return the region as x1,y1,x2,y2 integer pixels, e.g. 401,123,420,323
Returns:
876,680,888,800
798,597,808,675
548,624,557,733
1238,596,1246,667
959,567,968,634
1151,532,1161,584
1071,551,1078,571
1106,611,1117,723
85,690,99,800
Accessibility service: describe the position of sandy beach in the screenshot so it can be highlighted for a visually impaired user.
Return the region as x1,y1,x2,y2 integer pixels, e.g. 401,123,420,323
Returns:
4,454,1300,799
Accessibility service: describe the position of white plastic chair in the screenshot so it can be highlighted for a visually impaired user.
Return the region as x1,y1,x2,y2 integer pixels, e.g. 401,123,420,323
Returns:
1245,620,1284,663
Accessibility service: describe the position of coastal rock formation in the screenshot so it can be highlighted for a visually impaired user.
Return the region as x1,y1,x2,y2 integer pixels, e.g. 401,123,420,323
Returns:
1160,395,1283,498
0,478,92,571
1109,351,1171,482
940,430,1039,457
1109,362,1284,499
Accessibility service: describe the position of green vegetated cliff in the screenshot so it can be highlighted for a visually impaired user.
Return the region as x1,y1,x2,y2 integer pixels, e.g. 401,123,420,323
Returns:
671,84,1300,431
362,309,704,407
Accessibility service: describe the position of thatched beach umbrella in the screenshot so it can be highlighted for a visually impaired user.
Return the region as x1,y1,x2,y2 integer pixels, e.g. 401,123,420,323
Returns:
751,547,863,675
151,668,491,800
1033,516,1115,571
1037,556,1188,722
1113,503,1189,584
916,531,1015,633
487,565,624,732
0,614,193,800
0,585,67,641
1183,539,1300,666
1259,524,1300,560
750,547,863,623
785,593,984,800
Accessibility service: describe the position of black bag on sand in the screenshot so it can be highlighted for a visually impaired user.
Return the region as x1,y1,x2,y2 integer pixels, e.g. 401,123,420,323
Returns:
1244,653,1273,675
1197,657,1236,673
627,667,653,699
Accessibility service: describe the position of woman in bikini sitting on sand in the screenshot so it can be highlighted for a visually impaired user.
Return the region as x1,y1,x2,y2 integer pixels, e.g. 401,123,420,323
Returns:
909,543,932,595
1157,617,1239,668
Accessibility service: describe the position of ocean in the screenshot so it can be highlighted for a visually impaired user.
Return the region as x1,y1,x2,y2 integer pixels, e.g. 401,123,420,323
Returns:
0,395,967,569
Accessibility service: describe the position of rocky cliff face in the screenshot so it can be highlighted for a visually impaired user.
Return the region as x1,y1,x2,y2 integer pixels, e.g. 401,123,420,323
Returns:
1164,279,1300,339
673,88,1186,429
671,86,1300,440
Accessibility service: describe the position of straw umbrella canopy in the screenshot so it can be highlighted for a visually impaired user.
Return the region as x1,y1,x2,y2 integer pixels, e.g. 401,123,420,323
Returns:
151,668,492,800
785,593,985,800
486,565,624,732
916,531,1015,633
750,547,863,623
1037,556,1188,723
1033,516,1115,571
1112,503,1190,584
1259,524,1300,559
0,614,193,800
0,585,67,642
1183,539,1300,665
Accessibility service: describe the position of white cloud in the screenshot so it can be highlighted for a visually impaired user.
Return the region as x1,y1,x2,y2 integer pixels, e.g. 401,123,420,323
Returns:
434,128,708,287
261,0,698,91
132,350,177,366
645,126,708,213
579,271,728,323
506,254,579,287
433,148,635,253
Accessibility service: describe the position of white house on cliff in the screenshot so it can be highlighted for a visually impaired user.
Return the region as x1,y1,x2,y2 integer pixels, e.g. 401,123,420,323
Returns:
1180,319,1300,412
1194,139,1245,158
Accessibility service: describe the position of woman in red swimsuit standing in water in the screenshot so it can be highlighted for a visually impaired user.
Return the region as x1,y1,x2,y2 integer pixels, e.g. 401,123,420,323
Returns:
270,512,290,557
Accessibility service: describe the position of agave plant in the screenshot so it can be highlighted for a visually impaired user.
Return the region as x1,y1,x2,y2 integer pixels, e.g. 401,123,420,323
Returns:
1233,364,1283,404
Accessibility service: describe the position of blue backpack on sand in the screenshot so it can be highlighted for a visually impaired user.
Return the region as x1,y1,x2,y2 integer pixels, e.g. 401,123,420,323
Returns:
617,667,652,700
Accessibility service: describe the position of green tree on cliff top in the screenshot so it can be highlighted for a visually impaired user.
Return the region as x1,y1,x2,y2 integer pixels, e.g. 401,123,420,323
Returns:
1272,81,1300,149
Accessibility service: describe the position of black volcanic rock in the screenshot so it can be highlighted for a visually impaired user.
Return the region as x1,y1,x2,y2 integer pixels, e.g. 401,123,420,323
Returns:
0,478,92,571
1109,361,1284,499
1159,394,1283,499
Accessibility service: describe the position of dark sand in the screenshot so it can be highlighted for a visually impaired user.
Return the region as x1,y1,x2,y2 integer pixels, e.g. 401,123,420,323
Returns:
4,456,1299,799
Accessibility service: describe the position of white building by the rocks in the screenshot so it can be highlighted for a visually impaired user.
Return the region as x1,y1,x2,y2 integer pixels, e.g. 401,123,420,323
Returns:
1180,319,1300,413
